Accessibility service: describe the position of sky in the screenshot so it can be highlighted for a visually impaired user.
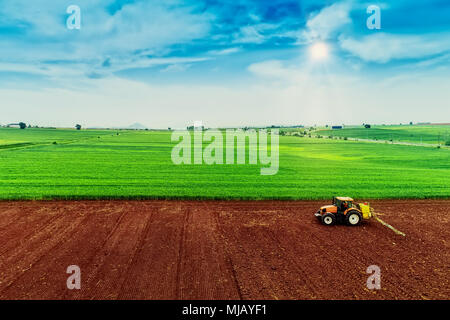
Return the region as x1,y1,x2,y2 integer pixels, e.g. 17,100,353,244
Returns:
0,0,449,128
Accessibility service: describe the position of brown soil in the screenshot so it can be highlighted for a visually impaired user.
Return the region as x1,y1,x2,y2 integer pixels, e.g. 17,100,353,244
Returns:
0,200,448,300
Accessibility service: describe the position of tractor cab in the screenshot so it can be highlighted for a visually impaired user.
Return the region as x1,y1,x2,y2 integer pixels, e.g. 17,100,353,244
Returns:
333,196,354,213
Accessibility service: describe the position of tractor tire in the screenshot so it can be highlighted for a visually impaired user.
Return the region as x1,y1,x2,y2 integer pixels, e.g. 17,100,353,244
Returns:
346,210,362,226
322,213,336,226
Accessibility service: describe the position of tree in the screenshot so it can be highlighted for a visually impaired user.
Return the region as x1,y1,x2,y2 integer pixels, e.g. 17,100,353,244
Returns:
75,124,81,130
19,122,26,129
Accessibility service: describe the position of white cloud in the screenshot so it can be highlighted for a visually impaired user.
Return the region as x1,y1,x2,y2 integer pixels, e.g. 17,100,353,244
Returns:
85,1,212,54
208,47,240,55
339,33,450,63
248,60,290,78
0,56,211,85
160,64,191,73
233,26,265,44
413,53,450,68
107,56,211,71
232,23,280,44
299,2,352,43
0,1,213,68
0,0,214,84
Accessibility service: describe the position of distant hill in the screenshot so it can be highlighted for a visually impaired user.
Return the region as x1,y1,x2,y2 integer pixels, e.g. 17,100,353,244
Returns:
127,122,148,130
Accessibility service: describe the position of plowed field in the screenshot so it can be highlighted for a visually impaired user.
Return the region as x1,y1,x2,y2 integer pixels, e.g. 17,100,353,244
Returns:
0,200,448,300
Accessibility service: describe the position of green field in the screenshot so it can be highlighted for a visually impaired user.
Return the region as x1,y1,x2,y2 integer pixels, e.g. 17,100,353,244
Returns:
316,125,450,144
0,127,449,200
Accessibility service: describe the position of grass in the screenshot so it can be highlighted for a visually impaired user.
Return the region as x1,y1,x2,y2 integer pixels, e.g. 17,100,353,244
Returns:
0,127,111,144
0,127,449,200
317,125,450,144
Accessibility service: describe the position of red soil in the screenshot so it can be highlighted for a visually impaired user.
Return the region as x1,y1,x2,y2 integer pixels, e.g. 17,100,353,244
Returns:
0,200,448,300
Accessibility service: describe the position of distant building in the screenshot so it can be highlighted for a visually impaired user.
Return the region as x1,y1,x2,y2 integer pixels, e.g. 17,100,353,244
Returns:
332,126,343,130
193,121,204,131
7,123,26,129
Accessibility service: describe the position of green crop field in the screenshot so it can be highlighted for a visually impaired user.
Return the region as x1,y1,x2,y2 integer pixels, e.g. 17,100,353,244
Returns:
0,128,115,149
316,125,450,145
0,127,449,200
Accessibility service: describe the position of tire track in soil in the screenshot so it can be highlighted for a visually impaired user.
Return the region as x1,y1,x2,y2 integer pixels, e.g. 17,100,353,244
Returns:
117,202,185,299
0,206,89,298
0,205,66,258
175,204,190,299
0,202,125,299
217,205,291,299
218,203,337,299
214,208,243,300
176,202,240,300
217,207,305,299
311,228,414,299
0,206,29,231
262,229,330,299
300,225,395,299
115,202,154,299
262,207,351,299
68,202,131,299
0,208,75,289
71,202,151,299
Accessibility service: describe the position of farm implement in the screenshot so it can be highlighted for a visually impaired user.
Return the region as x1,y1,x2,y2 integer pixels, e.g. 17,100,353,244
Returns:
314,197,406,236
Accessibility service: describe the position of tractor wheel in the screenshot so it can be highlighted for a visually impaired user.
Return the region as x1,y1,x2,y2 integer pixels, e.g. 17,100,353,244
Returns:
346,210,362,226
322,213,336,226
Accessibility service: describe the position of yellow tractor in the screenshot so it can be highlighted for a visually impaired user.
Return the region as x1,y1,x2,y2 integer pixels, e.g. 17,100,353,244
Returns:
315,197,370,226
314,197,405,236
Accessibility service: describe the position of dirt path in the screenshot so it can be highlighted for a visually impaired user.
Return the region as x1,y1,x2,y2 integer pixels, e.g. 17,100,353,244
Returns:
0,200,448,300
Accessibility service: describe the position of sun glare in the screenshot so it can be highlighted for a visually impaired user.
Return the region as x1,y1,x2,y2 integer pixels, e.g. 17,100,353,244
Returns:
309,42,329,61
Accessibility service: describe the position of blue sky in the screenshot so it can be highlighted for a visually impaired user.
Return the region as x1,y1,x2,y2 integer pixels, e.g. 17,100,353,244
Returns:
0,0,449,128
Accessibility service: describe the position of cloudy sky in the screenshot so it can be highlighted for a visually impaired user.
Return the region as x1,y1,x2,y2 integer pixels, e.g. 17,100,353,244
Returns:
0,0,449,128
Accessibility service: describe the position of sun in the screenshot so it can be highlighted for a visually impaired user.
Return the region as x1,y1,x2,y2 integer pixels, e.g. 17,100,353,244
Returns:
309,42,329,61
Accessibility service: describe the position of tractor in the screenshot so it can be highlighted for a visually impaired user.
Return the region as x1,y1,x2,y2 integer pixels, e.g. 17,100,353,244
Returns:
314,197,372,226
314,197,406,236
